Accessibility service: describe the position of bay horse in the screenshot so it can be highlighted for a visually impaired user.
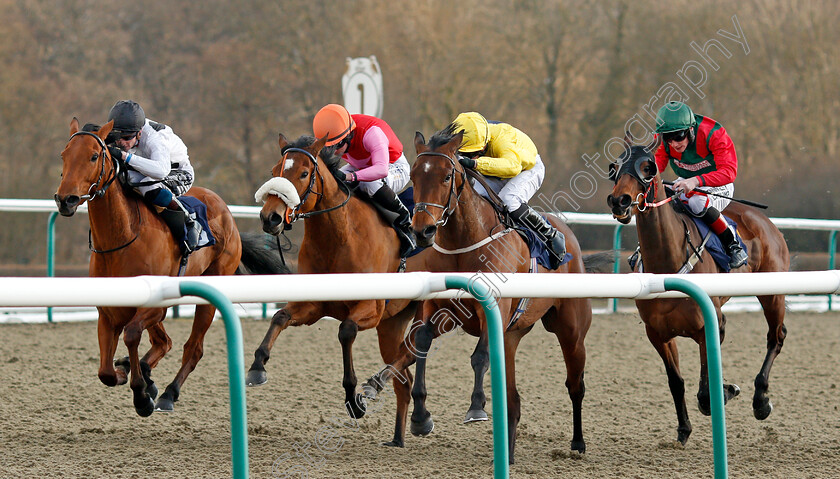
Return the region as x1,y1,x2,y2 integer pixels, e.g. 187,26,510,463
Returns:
247,133,434,441
606,137,789,445
55,118,284,417
364,125,594,463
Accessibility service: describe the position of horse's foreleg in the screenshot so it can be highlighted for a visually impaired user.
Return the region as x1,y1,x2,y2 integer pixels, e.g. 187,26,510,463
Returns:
247,308,293,386
550,301,590,454
338,319,367,419
155,304,215,413
138,313,170,401
464,331,490,423
409,320,436,437
371,312,415,447
97,313,124,387
754,294,787,420
696,317,740,417
647,327,692,444
503,330,525,465
123,318,154,417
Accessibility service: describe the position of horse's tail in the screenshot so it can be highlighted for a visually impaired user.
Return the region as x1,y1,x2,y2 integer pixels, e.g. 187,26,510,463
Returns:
582,251,615,273
236,231,292,275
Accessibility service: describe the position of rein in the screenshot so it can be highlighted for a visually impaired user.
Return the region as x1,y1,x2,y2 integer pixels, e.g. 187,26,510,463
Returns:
413,151,465,227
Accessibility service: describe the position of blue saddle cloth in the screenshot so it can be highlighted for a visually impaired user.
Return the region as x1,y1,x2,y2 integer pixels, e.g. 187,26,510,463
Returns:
516,217,572,270
688,215,747,273
178,196,216,251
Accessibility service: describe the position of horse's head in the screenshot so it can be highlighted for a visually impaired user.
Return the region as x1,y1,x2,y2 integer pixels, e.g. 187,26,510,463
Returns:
255,133,330,235
606,134,662,224
410,123,468,247
55,118,119,216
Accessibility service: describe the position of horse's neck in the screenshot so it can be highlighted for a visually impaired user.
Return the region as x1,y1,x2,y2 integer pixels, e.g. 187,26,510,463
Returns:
87,186,142,248
301,170,355,251
636,185,688,272
437,183,501,249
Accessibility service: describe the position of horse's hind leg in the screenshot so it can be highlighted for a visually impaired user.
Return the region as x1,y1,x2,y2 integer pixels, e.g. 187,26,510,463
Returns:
372,311,415,447
545,300,591,453
646,327,692,444
155,304,216,413
464,331,490,423
753,294,787,420
696,314,740,416
503,329,526,464
123,310,162,417
409,319,437,437
138,314,171,401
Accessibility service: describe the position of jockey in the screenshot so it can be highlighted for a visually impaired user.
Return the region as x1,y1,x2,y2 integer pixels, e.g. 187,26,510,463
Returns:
105,100,200,253
452,112,567,266
654,100,748,269
312,104,416,257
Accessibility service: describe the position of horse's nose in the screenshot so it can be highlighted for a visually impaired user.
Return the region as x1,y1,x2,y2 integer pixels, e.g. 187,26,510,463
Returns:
260,211,284,235
607,193,632,216
54,194,80,217
414,225,436,247
618,194,632,209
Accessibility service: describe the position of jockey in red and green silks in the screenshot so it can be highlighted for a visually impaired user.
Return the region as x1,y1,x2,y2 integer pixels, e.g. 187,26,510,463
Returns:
654,101,749,269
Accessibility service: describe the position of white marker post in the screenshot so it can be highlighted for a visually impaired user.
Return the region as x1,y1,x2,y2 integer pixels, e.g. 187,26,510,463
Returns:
342,56,384,117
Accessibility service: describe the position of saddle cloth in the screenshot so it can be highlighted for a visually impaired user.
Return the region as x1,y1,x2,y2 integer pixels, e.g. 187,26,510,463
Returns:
177,196,216,251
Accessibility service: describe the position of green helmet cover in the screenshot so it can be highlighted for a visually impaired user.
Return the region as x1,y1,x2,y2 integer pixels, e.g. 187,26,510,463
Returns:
655,101,696,133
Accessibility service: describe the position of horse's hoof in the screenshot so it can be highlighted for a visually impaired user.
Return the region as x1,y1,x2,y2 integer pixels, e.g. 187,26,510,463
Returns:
677,427,691,445
381,440,404,448
697,399,711,417
754,399,773,420
571,439,586,453
725,383,741,402
246,369,267,387
146,382,158,401
345,394,367,419
464,409,489,423
114,356,130,370
410,416,434,437
135,396,155,417
155,397,175,413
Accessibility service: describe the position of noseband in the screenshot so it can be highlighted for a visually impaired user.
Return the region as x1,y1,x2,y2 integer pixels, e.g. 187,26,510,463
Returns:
413,151,466,227
67,130,122,202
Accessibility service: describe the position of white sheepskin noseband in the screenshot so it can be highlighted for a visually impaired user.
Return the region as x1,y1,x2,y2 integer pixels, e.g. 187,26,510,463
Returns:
254,177,301,207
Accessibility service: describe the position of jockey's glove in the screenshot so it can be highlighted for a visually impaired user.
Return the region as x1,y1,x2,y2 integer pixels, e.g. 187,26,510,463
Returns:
107,145,124,161
458,155,477,169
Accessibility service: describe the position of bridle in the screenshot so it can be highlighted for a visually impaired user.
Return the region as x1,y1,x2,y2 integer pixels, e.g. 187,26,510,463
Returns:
63,131,139,253
610,154,674,215
412,151,466,227
66,130,122,202
281,147,350,222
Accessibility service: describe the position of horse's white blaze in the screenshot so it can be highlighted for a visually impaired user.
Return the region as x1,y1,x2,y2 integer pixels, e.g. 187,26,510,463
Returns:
422,162,432,173
284,159,295,171
254,177,301,207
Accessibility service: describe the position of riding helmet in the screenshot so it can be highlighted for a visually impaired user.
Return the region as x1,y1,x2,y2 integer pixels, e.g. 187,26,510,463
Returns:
655,101,697,134
313,104,356,146
108,100,146,134
453,112,490,153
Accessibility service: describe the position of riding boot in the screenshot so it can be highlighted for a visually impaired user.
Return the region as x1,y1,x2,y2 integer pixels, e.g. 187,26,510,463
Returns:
510,204,567,268
371,185,417,258
701,207,748,269
161,198,200,253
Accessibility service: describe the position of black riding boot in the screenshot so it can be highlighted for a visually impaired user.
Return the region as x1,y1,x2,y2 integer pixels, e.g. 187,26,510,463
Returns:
371,185,417,258
700,207,748,269
510,204,567,268
159,199,201,253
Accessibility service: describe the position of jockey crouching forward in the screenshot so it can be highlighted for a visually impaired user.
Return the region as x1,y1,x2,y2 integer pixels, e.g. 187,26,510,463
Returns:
313,104,416,258
106,100,200,253
452,111,566,267
655,100,748,269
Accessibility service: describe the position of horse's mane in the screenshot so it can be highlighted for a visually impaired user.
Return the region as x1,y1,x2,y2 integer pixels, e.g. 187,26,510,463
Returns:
428,122,463,151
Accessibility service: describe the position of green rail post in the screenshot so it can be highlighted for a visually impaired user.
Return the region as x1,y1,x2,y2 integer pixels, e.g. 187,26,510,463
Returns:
611,224,624,312
179,281,249,479
664,278,728,479
829,231,838,311
444,275,508,479
46,212,58,323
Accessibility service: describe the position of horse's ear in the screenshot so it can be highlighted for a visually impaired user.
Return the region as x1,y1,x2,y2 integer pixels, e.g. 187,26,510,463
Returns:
414,131,428,154
312,134,328,153
646,133,661,153
70,117,80,136
445,131,464,154
99,120,114,142
278,133,289,151
623,130,633,148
